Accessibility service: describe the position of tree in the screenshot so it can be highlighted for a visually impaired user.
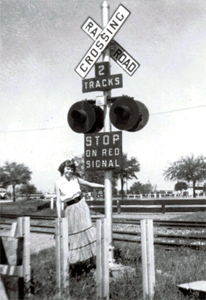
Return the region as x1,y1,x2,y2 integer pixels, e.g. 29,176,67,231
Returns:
163,154,206,197
141,182,154,195
174,181,188,195
0,162,32,201
19,183,37,199
114,154,140,199
129,181,143,194
129,181,154,195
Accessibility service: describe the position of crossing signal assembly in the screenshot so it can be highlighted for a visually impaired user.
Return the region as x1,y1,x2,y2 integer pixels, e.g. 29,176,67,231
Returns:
109,96,149,132
67,100,104,133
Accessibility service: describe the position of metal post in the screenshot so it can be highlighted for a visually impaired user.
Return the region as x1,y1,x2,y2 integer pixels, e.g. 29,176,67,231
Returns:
101,0,114,264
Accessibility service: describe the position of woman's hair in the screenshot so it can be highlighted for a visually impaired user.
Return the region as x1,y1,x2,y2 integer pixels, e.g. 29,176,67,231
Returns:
58,159,76,176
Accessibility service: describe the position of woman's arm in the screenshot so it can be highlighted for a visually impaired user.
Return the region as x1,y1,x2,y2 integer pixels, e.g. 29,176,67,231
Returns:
55,183,61,218
78,177,104,188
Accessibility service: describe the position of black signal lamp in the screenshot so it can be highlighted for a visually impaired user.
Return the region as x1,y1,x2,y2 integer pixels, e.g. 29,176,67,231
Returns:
67,100,104,133
110,96,149,132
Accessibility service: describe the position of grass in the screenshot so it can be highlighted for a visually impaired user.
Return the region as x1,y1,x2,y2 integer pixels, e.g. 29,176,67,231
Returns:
26,241,206,300
154,247,206,300
0,199,50,215
169,211,206,222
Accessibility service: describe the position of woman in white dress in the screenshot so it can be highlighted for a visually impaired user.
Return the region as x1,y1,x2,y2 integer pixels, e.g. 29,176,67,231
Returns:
55,159,104,264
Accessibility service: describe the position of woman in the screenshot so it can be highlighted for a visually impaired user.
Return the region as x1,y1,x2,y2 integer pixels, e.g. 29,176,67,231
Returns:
55,158,104,264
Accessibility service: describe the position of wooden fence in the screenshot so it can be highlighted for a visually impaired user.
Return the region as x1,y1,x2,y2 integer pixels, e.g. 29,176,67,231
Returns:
86,198,206,214
0,217,30,300
55,217,110,300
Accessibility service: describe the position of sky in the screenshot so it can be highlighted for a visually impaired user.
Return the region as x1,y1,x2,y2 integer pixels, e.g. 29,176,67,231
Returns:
1,0,206,193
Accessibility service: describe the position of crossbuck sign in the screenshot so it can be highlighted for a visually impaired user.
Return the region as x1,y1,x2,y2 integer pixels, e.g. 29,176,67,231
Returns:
82,18,140,76
75,5,131,78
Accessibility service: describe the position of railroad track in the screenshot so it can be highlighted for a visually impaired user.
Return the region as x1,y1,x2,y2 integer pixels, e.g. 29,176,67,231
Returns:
0,219,205,250
0,213,55,221
0,213,206,229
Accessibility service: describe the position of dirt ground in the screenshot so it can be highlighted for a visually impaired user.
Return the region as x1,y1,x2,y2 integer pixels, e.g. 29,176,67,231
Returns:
30,232,55,254
0,229,55,254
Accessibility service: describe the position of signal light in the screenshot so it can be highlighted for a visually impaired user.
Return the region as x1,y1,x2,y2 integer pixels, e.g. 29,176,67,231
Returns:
67,100,104,133
110,96,149,132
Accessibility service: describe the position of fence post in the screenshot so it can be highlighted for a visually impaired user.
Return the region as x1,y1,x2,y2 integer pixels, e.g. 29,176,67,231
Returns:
10,221,18,236
117,200,121,214
141,219,155,300
161,204,166,214
55,218,69,298
96,218,110,300
17,217,31,297
55,218,61,296
22,217,31,292
61,218,69,290
50,197,54,209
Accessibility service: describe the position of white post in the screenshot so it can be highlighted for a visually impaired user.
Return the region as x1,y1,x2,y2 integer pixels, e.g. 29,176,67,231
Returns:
22,217,31,285
141,219,155,300
55,218,61,296
96,218,109,300
50,197,54,210
17,217,31,297
61,218,69,289
102,0,114,264
55,218,69,297
141,220,148,296
96,219,103,297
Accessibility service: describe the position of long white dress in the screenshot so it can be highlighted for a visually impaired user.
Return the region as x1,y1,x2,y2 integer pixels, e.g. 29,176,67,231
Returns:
56,175,96,264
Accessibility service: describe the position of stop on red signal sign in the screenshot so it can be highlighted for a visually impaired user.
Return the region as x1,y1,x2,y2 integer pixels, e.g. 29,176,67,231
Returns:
84,131,122,171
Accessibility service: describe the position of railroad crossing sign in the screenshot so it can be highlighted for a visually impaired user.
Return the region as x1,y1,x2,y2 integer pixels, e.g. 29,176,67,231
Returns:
75,4,131,79
81,17,140,76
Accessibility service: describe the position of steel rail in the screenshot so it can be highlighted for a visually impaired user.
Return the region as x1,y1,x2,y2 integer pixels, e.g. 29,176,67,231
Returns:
0,213,206,228
1,222,205,240
113,235,206,250
0,222,205,250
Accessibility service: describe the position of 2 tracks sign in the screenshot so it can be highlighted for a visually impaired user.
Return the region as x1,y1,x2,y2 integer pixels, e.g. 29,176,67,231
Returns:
82,62,123,93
